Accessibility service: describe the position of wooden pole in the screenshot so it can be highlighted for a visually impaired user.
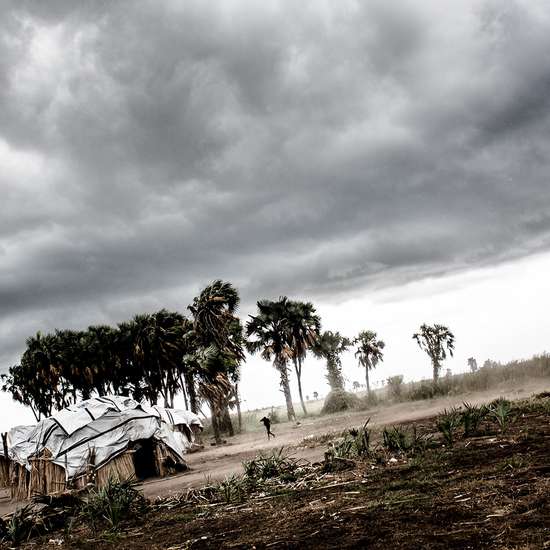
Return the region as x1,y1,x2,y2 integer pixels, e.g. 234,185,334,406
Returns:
1,432,9,481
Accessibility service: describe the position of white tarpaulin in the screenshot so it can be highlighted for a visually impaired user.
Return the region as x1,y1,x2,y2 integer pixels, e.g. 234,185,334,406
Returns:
7,396,202,479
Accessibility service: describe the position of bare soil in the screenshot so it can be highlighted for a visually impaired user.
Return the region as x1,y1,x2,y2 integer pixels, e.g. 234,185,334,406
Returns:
8,381,550,549
140,379,546,500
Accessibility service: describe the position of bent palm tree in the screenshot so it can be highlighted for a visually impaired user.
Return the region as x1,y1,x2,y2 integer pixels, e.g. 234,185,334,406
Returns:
312,331,350,392
246,298,296,421
354,330,385,395
189,280,245,444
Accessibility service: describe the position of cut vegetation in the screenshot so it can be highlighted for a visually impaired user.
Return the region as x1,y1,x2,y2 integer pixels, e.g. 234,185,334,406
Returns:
3,393,549,549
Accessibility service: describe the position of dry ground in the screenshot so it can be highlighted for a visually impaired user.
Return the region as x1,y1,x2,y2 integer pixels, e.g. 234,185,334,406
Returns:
14,390,550,550
4,380,549,549
140,378,547,500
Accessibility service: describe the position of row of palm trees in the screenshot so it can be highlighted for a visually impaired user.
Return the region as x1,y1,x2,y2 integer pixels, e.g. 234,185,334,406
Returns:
1,281,245,444
245,298,388,420
2,279,455,434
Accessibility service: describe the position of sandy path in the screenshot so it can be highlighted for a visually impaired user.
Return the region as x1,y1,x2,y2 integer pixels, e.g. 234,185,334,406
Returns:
1,379,547,513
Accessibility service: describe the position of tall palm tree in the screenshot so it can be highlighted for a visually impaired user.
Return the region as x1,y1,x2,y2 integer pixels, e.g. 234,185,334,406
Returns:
189,280,245,444
354,330,385,395
312,331,350,392
286,300,321,416
413,323,455,382
246,298,296,421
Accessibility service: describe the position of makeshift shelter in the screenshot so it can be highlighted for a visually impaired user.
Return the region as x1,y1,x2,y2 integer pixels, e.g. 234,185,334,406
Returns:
0,450,9,488
6,396,202,499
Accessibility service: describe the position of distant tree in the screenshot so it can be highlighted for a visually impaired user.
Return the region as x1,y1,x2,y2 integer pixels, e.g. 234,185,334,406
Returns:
352,381,360,391
387,375,404,399
353,330,385,395
246,298,296,421
483,359,499,369
446,368,452,377
413,324,455,382
312,331,350,392
313,391,319,400
467,357,478,373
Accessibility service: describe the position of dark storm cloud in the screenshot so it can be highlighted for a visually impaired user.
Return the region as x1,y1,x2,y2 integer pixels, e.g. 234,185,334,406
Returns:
1,0,550,366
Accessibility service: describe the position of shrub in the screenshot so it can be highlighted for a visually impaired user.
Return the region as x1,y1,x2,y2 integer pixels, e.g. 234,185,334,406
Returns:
461,402,488,437
386,375,404,399
382,424,430,454
324,421,371,471
436,407,462,447
489,398,513,433
321,389,359,414
216,475,248,504
0,505,36,545
358,391,380,409
242,448,299,482
79,477,146,532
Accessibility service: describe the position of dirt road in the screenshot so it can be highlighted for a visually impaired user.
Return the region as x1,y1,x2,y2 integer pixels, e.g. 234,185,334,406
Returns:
141,379,547,500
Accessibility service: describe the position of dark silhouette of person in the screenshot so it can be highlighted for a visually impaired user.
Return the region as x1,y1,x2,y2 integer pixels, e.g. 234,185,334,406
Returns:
260,417,275,439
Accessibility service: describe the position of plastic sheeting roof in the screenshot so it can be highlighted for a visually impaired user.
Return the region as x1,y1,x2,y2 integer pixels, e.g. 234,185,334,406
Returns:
6,396,202,479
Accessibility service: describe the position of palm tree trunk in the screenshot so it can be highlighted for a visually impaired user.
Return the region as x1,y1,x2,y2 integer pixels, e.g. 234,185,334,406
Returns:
365,367,370,394
209,398,222,445
294,357,308,416
1,433,9,481
432,358,440,383
184,371,198,413
278,363,296,421
235,383,242,432
220,405,234,436
179,374,189,410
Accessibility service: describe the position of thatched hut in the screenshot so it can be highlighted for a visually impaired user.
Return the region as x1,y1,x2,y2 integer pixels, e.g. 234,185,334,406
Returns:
6,396,202,500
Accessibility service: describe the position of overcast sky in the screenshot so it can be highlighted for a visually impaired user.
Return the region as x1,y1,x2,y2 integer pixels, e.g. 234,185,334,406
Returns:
1,0,550,428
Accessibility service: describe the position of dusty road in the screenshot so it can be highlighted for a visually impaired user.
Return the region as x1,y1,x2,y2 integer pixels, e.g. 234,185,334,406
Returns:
1,379,547,514
141,379,547,500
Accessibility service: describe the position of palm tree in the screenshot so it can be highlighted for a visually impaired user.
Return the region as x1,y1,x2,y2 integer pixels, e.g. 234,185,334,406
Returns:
286,300,321,416
189,280,245,444
467,357,478,373
312,331,350,392
246,298,296,421
413,323,455,382
354,330,385,395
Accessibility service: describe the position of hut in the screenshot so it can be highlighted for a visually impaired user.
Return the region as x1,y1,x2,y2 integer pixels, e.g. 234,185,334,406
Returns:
6,396,202,500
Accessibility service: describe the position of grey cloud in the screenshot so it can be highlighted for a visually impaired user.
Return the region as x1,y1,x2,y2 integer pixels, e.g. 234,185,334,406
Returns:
1,0,550,366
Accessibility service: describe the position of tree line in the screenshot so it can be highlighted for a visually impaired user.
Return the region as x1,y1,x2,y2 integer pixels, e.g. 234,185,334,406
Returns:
1,280,456,438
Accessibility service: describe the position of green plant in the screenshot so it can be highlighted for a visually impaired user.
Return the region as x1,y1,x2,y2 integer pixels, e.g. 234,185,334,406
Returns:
323,421,371,471
489,398,513,433
79,477,146,532
242,448,299,481
436,407,462,446
460,402,488,437
0,505,36,545
382,426,408,453
382,424,431,454
217,475,248,504
321,389,360,414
